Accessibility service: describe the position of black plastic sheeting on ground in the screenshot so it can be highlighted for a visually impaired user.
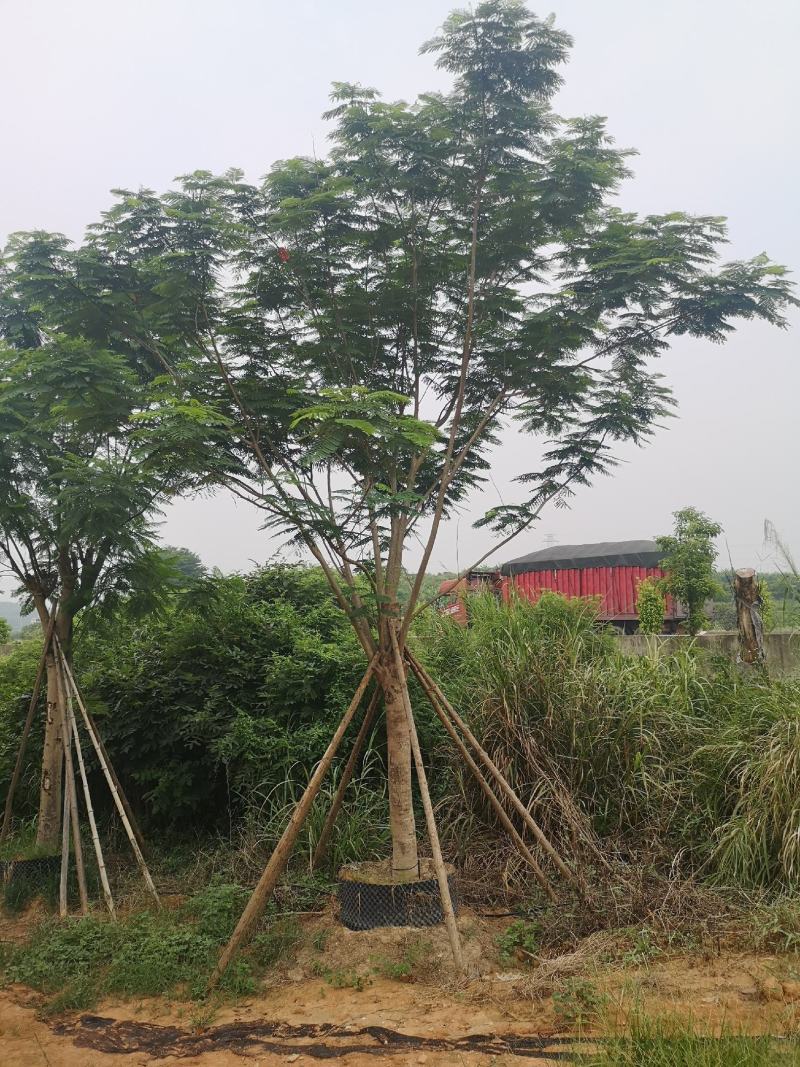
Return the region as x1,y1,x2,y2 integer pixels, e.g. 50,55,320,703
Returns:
55,1015,578,1060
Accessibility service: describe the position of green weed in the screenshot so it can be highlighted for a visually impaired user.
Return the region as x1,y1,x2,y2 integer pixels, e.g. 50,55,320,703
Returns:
251,917,302,967
310,960,369,991
621,928,662,967
371,937,434,982
552,979,607,1030
497,919,539,964
749,897,800,953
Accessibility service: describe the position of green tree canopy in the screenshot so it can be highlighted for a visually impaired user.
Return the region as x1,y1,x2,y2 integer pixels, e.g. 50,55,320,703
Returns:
0,246,223,845
658,507,723,635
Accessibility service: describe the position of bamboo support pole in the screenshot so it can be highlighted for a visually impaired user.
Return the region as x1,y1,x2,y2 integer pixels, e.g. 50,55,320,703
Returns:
208,655,379,990
57,643,159,906
55,663,89,915
409,657,557,903
64,673,115,918
405,649,581,892
58,765,71,918
390,629,464,972
311,688,380,872
0,615,57,844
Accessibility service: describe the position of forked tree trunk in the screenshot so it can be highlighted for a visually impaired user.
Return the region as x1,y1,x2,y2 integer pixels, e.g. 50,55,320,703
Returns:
379,648,418,881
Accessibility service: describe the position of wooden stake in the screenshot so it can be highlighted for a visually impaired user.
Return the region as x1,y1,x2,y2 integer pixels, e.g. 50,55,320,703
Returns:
57,643,159,906
312,688,380,872
409,656,557,902
405,649,581,892
208,655,379,990
0,614,57,844
64,673,115,919
55,663,88,915
390,628,464,973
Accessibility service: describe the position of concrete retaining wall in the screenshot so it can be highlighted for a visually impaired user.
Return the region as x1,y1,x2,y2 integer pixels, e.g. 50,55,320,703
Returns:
616,630,800,675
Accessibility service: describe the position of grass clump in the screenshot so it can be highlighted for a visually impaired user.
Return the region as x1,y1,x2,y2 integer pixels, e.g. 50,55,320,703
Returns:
1,882,303,1012
552,978,607,1030
578,1015,797,1065
416,591,800,891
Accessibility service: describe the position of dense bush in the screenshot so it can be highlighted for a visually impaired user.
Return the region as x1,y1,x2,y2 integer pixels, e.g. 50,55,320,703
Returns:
73,565,367,832
4,569,799,892
415,591,800,888
0,638,46,819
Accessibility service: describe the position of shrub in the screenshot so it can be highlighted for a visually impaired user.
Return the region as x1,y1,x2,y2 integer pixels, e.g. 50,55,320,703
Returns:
637,578,666,636
73,565,368,831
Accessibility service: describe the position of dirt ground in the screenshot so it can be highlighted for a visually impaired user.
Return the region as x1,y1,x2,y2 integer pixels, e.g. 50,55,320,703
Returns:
2,907,800,1066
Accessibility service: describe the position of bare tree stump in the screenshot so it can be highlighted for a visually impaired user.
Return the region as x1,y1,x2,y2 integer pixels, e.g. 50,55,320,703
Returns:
734,568,765,665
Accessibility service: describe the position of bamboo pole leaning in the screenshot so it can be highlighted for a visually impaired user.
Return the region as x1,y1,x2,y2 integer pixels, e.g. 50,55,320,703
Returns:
62,665,115,919
208,655,379,991
55,663,89,915
405,649,582,893
58,766,71,918
56,642,160,907
312,687,380,872
390,628,464,973
409,656,557,903
0,613,57,844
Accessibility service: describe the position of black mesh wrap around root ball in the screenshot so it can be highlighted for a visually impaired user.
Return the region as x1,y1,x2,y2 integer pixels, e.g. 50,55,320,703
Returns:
338,869,458,930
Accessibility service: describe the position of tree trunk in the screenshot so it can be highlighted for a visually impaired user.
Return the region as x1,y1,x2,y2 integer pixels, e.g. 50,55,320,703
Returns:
35,654,64,849
379,647,418,882
34,603,70,850
735,568,765,666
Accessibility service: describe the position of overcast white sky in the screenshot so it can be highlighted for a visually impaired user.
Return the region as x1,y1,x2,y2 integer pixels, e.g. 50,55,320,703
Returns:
1,0,798,575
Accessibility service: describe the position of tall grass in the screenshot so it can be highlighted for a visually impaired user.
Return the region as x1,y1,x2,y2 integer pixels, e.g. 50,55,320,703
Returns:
414,592,800,890
191,744,390,888
579,1016,796,1066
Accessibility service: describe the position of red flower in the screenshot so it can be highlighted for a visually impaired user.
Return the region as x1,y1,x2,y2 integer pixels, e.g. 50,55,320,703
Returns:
277,247,290,263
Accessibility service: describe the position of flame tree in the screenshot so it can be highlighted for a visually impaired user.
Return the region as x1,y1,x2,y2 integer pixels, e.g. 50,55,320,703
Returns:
5,1,794,869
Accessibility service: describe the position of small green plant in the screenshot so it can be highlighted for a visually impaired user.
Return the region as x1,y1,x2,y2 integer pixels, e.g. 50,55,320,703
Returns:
251,917,302,968
621,928,662,966
310,960,369,991
552,979,607,1030
181,882,251,941
371,936,434,983
311,928,329,953
372,957,414,981
497,919,539,964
